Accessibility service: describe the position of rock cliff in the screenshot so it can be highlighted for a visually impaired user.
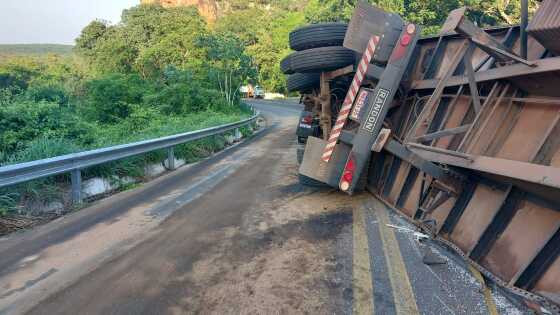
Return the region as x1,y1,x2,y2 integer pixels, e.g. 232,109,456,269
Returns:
140,0,218,23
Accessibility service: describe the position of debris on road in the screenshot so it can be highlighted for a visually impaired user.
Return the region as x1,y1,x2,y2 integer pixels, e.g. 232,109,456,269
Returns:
385,223,429,241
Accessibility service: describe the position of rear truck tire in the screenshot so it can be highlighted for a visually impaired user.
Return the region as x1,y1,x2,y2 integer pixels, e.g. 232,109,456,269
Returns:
280,47,356,74
289,23,348,51
287,73,320,92
297,145,305,164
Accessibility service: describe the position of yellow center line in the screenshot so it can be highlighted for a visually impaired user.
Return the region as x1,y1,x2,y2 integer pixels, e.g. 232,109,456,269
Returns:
353,205,374,315
469,265,499,315
374,200,420,315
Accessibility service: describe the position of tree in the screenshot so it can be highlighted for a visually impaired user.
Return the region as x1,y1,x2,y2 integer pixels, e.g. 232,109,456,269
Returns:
75,20,109,57
201,33,256,106
76,5,209,78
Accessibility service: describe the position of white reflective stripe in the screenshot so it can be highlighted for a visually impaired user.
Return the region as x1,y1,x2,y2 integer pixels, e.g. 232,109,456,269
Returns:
358,60,368,74
356,70,364,83
352,81,360,93
321,35,379,163
365,49,373,62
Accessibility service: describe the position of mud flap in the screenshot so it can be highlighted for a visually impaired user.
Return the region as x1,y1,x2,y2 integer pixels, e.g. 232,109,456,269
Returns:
299,137,351,188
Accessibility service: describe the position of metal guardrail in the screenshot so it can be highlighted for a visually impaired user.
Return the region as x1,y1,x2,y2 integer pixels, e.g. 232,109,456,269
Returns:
0,112,260,203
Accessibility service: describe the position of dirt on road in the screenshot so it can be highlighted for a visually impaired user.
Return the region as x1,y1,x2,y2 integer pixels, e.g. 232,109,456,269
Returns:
20,103,357,315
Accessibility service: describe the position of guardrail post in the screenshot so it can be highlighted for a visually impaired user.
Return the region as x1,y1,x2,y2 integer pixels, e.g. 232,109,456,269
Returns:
167,147,175,171
71,169,82,204
235,128,242,140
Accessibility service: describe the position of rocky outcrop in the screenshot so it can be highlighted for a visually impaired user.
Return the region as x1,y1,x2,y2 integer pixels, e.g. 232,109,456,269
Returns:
140,0,218,23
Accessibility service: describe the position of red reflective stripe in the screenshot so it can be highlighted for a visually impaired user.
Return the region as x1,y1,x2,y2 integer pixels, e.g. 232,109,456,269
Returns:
321,35,379,163
339,109,351,116
331,127,343,134
350,84,358,96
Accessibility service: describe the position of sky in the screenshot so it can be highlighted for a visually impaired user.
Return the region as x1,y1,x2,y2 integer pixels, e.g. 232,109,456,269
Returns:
0,0,139,45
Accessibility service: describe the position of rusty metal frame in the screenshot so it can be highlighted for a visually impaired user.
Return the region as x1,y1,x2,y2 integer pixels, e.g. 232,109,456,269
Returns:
514,225,560,291
407,145,560,190
406,40,470,142
412,56,560,90
395,167,420,208
468,187,522,261
422,36,449,80
413,124,471,143
441,7,533,66
463,44,482,113
439,180,477,235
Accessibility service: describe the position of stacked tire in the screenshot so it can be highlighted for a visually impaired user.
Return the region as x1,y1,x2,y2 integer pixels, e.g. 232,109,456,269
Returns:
283,23,353,93
284,23,353,188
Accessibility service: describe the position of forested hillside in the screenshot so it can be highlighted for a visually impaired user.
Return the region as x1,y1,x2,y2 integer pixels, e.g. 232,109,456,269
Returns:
0,44,74,57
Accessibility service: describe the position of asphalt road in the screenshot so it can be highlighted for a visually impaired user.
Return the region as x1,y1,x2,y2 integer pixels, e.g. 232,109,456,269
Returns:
0,99,526,314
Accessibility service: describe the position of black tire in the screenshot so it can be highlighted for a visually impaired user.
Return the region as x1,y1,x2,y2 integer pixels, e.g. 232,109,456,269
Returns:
298,174,328,187
290,23,348,51
287,73,320,92
280,47,356,74
296,145,305,164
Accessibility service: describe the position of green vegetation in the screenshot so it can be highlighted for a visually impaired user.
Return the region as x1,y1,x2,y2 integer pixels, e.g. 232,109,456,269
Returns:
0,5,254,216
0,44,74,57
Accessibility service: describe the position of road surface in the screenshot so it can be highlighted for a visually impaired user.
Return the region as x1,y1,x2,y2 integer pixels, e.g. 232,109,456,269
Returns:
0,100,526,314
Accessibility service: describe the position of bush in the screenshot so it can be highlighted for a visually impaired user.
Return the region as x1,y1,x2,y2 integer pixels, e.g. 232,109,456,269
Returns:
81,73,149,123
0,98,94,156
26,82,69,105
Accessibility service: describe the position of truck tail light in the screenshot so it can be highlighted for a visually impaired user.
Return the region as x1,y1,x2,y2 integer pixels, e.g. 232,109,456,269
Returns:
340,155,356,191
401,34,412,46
302,115,313,124
390,23,416,62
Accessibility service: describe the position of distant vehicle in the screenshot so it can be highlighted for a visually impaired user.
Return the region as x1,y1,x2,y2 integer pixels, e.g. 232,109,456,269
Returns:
239,84,264,98
240,85,250,98
253,86,265,99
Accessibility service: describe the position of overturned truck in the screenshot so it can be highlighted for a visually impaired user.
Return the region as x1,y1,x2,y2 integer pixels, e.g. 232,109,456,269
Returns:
282,1,560,312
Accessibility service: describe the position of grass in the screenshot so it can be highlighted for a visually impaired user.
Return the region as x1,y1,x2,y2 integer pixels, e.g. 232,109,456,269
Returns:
0,108,254,216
